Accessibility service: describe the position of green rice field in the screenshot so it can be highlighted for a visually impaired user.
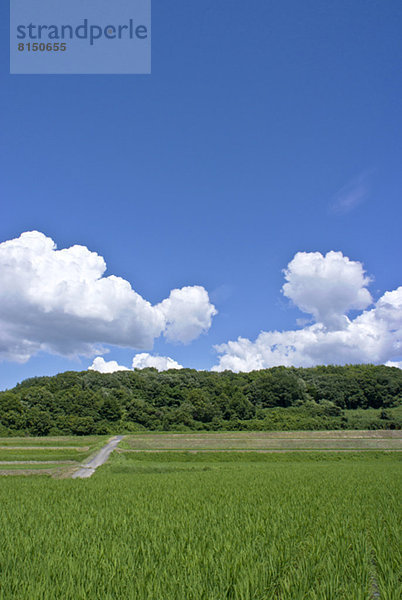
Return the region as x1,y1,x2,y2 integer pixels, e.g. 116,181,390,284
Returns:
0,450,400,599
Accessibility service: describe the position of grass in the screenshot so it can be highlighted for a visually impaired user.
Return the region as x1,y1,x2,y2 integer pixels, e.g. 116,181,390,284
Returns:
113,449,400,463
346,406,402,429
0,435,107,474
0,463,72,470
347,405,402,419
0,435,105,447
0,449,93,461
0,452,400,599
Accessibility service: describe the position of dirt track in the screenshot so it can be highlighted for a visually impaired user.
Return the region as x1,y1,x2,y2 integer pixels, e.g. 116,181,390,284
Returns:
72,436,123,479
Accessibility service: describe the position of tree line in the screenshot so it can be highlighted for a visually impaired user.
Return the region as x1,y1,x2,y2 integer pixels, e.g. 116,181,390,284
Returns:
0,364,401,436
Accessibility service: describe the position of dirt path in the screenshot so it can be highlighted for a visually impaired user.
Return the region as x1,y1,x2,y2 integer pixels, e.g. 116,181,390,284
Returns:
72,436,123,479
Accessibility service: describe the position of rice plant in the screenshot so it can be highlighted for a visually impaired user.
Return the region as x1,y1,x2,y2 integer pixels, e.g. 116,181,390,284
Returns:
0,453,400,599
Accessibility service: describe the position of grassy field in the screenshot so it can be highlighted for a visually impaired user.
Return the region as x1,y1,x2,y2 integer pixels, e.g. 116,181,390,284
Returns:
0,451,400,599
1,431,400,475
120,430,402,451
0,435,104,447
0,435,106,476
0,462,70,469
0,434,400,598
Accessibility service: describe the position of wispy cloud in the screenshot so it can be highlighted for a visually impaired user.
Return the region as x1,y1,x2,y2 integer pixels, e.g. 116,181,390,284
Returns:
330,171,372,215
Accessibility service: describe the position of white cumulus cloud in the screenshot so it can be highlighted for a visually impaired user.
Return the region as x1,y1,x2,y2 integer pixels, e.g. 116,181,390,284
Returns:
385,361,402,369
0,231,216,362
213,251,401,372
131,353,183,371
89,353,183,373
282,251,372,329
88,357,130,373
158,286,217,343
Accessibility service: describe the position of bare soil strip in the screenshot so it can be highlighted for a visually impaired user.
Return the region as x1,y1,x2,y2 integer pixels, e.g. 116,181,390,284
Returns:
126,430,400,440
122,431,402,451
120,448,402,454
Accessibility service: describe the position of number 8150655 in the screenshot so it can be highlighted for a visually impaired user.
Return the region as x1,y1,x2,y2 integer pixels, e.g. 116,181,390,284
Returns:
18,43,67,51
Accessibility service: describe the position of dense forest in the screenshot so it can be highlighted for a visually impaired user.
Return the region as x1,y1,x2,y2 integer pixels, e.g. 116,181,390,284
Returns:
0,365,401,436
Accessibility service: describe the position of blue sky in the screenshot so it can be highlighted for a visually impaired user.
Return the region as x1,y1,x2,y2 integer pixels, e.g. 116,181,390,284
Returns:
1,1,401,389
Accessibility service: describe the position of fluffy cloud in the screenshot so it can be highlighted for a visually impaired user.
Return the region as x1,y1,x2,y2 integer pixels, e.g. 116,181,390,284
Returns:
131,353,183,371
158,286,217,343
88,357,130,373
282,251,372,329
0,231,216,362
89,353,183,373
213,252,401,372
385,361,402,369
